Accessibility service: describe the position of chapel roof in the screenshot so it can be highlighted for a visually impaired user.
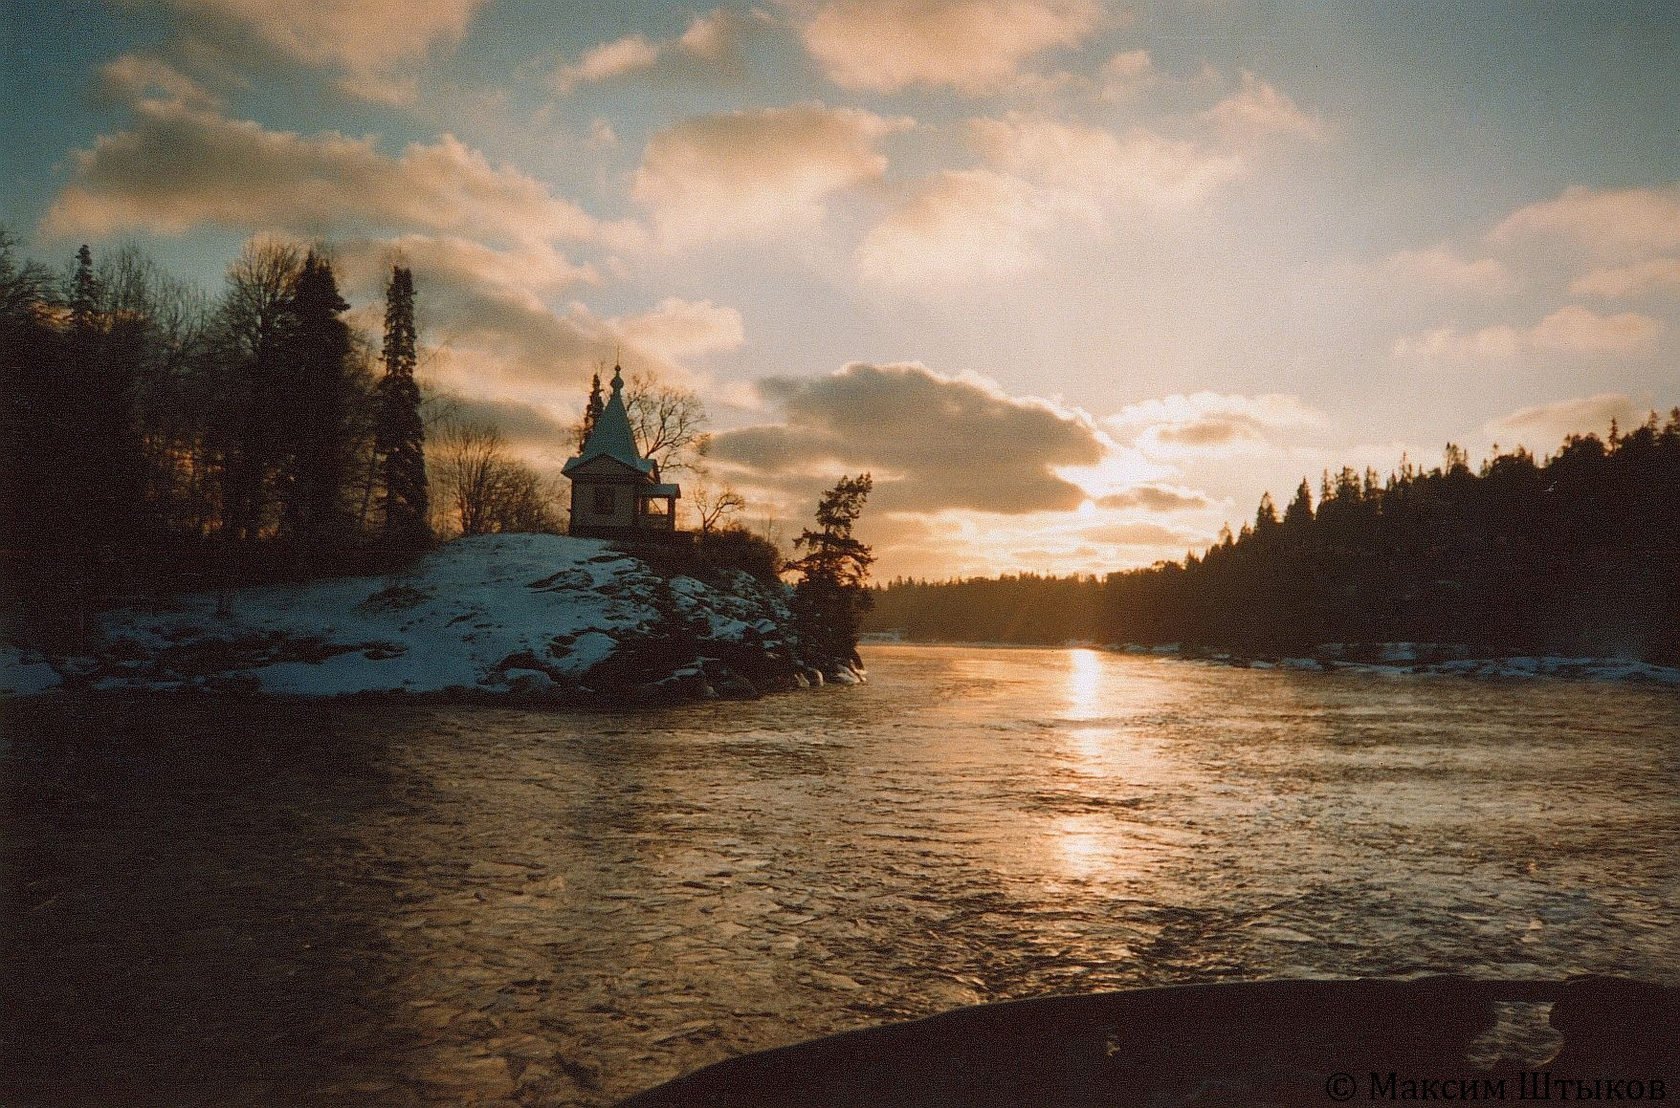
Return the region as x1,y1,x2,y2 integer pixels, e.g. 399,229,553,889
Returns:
562,365,655,477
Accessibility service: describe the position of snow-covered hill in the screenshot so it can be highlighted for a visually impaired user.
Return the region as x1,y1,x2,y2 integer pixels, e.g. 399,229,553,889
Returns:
3,534,839,703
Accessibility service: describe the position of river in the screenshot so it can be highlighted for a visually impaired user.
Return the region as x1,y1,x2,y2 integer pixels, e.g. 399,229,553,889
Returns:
3,645,1677,1105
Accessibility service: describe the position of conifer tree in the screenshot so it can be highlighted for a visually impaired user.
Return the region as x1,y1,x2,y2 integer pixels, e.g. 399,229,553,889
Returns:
576,371,604,449
1282,480,1313,528
789,474,874,672
373,265,429,549
281,251,353,554
68,244,99,331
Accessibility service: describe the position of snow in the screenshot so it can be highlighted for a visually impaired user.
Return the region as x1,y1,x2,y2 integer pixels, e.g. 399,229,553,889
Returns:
2,534,798,700
1,646,63,695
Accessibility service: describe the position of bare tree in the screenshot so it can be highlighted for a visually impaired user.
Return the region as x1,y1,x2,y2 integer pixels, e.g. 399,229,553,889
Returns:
485,465,564,534
691,479,746,534
207,238,304,542
429,418,564,537
625,371,709,474
432,419,506,537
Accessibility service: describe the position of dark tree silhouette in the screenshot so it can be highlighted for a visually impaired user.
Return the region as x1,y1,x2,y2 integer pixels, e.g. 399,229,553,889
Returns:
861,421,1680,666
68,244,98,330
789,474,874,673
575,370,605,449
278,251,355,555
210,239,303,544
1091,424,1680,662
373,265,430,550
625,370,708,474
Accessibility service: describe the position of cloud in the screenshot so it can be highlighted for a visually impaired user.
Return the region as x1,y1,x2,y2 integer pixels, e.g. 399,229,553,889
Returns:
1529,305,1663,355
98,53,221,110
1490,183,1680,258
971,114,1247,211
1393,306,1663,361
1095,484,1214,512
553,8,749,92
336,234,595,296
709,362,1106,514
611,297,746,359
1098,49,1157,101
1383,244,1515,295
1391,324,1522,362
802,0,1101,94
858,115,1245,288
1483,393,1643,448
1107,392,1327,458
319,234,710,437
1570,257,1680,299
631,103,911,248
1202,71,1325,141
43,100,597,247
1081,521,1200,546
558,34,660,90
439,395,581,455
855,168,1070,287
161,0,486,101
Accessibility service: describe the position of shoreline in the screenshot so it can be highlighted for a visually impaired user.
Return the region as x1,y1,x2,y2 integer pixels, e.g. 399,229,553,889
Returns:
859,638,1680,685
0,534,868,703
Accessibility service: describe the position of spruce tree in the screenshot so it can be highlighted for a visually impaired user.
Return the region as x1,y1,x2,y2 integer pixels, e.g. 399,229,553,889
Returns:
1283,480,1314,528
69,245,99,331
281,251,353,555
374,265,429,549
576,371,604,449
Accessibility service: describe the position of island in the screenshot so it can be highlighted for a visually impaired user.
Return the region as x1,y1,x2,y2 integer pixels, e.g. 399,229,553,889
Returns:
2,532,863,704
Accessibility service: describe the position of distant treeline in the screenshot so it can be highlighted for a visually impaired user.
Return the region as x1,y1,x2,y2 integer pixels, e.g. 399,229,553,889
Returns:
865,416,1680,664
868,573,1105,645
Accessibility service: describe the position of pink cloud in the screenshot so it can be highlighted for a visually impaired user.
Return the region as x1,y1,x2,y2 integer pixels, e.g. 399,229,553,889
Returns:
43,101,596,247
632,104,911,248
802,0,1101,94
1490,184,1680,258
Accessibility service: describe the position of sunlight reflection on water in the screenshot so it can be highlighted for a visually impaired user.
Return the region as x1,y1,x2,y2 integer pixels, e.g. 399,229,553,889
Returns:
5,645,1678,1105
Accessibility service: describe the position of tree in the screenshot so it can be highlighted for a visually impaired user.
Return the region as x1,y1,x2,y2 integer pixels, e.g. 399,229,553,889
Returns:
0,230,61,554
574,369,605,449
68,245,99,331
207,238,304,542
625,371,708,473
432,419,506,537
788,474,874,672
691,478,746,534
1282,479,1313,529
278,250,355,554
57,243,147,553
373,265,430,549
430,418,563,537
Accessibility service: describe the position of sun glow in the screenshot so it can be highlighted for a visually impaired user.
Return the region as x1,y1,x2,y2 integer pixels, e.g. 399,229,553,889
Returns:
1065,647,1105,720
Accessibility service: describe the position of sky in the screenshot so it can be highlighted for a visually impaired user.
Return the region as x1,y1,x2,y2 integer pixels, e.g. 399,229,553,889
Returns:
3,0,1677,579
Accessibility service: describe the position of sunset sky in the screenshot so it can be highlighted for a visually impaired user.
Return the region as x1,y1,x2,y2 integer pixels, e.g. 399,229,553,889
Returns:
4,1,1677,578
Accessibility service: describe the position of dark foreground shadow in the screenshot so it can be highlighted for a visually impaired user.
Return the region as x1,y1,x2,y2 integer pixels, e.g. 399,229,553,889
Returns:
0,698,411,1105
621,976,1679,1108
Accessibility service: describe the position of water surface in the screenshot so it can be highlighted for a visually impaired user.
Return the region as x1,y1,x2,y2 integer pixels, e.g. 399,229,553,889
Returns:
4,645,1677,1105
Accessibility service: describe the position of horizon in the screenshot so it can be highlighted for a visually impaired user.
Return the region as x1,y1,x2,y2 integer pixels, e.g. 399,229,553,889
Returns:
4,1,1678,578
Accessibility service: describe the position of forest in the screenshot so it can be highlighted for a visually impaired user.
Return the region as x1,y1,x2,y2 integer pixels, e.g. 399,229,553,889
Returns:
0,231,854,662
0,232,573,645
866,415,1680,665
